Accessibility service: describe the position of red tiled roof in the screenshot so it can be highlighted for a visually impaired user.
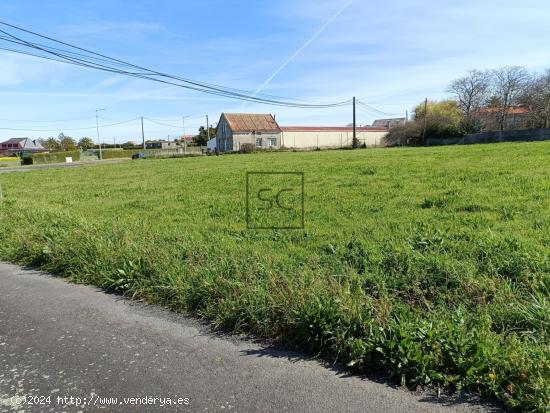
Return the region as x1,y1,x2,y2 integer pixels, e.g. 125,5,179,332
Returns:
280,126,388,132
223,113,280,132
478,107,530,115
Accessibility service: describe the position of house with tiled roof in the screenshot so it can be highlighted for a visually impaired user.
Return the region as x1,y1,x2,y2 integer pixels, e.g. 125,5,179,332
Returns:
477,106,530,130
0,137,45,156
215,113,281,152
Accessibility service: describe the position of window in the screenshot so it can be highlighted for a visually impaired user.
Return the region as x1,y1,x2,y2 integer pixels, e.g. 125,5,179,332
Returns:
268,138,277,147
256,138,262,148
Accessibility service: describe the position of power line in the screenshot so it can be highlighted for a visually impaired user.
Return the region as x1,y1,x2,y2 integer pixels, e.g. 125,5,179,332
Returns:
0,21,352,109
355,99,401,116
143,118,183,129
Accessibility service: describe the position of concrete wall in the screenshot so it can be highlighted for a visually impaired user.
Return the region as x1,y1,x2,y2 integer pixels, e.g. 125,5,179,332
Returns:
281,130,388,149
426,128,550,146
233,132,281,151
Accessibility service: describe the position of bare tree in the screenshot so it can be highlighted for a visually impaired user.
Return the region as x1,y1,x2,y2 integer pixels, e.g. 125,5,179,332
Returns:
447,69,490,116
520,69,550,128
490,66,529,130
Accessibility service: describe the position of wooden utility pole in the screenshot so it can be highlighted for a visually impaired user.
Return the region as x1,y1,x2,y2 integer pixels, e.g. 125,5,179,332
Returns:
352,96,357,148
205,115,210,142
141,116,146,150
421,98,428,145
182,116,187,155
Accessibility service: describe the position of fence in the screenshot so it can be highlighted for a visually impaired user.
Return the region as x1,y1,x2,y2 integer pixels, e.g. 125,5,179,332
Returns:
426,128,550,146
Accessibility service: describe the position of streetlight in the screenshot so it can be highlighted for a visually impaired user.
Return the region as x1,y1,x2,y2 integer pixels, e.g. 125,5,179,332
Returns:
95,109,106,160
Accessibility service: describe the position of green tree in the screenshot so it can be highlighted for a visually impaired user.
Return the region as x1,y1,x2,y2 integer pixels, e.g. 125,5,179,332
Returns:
58,133,77,151
78,137,95,150
40,137,61,151
414,99,463,140
194,126,216,146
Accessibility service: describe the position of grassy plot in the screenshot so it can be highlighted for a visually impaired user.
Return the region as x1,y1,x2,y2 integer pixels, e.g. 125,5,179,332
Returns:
0,142,549,411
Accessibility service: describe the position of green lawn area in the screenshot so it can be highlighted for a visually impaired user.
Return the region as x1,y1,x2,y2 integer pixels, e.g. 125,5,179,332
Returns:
1,142,549,411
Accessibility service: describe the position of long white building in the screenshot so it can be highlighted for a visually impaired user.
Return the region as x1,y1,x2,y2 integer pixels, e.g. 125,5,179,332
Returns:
280,126,388,149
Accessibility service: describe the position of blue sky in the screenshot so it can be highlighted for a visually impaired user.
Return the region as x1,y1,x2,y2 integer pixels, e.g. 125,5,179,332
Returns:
1,0,549,142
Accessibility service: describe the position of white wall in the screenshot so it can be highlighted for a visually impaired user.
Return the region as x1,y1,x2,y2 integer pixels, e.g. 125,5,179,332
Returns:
207,138,217,151
280,130,388,149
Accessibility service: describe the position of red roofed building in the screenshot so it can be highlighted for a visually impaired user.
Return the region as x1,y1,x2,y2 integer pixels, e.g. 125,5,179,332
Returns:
477,106,530,130
216,113,281,152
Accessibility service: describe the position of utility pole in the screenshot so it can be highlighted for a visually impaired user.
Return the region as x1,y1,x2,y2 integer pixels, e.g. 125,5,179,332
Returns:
405,110,409,123
95,108,106,160
182,116,187,155
421,98,428,145
352,96,357,148
205,115,210,143
141,116,146,150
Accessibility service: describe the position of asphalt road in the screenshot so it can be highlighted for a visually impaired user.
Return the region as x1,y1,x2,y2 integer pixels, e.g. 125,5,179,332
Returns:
0,263,499,413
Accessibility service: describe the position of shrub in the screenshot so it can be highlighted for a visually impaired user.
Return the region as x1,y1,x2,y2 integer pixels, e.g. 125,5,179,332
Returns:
102,150,141,159
28,151,81,165
384,122,422,146
240,143,255,154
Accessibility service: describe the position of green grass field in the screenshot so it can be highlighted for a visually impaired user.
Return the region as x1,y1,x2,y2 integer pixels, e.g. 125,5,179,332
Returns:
1,142,549,411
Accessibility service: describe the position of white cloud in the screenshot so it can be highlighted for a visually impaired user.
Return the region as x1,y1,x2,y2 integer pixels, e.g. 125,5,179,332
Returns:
0,53,67,86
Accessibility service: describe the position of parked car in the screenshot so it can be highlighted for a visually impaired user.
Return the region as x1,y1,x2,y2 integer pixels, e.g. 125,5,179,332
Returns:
132,152,147,160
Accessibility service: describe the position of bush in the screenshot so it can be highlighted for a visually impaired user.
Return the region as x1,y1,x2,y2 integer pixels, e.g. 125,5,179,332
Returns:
240,143,255,154
384,122,422,146
102,150,141,159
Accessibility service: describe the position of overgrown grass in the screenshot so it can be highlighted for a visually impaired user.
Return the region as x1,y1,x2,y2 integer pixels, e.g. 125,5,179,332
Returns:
0,142,549,411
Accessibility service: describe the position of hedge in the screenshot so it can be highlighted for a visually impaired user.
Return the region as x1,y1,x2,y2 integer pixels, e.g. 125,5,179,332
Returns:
101,150,141,159
24,151,81,165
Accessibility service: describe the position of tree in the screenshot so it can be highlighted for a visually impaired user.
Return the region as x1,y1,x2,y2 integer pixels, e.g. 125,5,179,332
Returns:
519,69,550,129
58,133,77,151
414,99,463,139
447,69,490,116
78,137,95,150
194,126,216,146
489,66,529,130
40,137,61,151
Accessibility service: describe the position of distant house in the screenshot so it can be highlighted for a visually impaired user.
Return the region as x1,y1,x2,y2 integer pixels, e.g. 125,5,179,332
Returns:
0,138,45,156
372,118,406,128
180,134,195,143
145,140,179,149
477,107,530,130
216,113,281,152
